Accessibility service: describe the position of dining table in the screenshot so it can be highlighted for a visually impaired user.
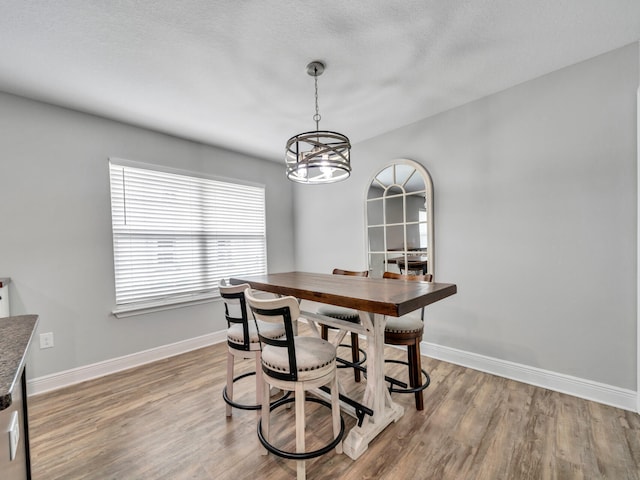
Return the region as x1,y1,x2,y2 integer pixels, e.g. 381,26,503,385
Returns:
230,271,457,460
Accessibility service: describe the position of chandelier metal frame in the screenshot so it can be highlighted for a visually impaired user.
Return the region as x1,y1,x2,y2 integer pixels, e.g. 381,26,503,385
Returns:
285,61,351,184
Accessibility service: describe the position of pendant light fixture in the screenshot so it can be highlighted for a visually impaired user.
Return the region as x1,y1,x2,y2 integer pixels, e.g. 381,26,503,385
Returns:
285,61,351,184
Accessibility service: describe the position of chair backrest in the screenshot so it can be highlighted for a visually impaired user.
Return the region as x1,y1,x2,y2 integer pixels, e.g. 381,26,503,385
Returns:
219,279,252,349
244,287,300,381
383,272,432,321
383,271,433,282
333,268,369,277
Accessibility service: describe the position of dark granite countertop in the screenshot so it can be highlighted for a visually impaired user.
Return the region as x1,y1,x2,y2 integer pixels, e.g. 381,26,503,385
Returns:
0,314,38,410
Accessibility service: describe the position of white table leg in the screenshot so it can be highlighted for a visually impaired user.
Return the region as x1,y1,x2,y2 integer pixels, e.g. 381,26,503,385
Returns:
342,312,404,459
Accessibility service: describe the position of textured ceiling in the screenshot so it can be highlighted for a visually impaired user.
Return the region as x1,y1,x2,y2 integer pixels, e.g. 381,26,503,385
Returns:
1,1,639,162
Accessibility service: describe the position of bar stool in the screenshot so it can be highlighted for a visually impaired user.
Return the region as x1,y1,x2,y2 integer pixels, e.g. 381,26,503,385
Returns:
245,288,344,480
219,280,286,416
317,268,368,382
382,271,433,410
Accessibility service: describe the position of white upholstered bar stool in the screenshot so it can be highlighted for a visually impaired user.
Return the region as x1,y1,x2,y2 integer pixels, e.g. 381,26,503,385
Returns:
245,287,344,480
219,280,285,416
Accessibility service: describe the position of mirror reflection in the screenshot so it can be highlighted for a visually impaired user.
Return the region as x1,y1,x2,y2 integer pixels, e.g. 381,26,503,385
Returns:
366,160,434,278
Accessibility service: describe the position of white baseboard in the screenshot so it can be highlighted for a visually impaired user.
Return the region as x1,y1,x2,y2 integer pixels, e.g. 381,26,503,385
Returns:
28,330,227,396
421,340,638,413
27,329,636,413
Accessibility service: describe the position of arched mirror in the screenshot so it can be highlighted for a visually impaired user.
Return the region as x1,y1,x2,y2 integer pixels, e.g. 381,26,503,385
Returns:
366,159,434,279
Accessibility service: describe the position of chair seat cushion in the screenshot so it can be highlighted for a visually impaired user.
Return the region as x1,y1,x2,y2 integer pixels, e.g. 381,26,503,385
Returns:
385,316,424,335
262,336,336,381
227,320,285,349
317,305,360,322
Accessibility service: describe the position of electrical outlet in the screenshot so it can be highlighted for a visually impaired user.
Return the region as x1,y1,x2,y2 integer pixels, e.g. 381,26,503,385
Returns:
8,411,19,461
39,332,54,349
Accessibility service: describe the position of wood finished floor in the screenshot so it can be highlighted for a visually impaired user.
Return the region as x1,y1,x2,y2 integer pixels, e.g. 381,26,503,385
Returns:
29,338,640,480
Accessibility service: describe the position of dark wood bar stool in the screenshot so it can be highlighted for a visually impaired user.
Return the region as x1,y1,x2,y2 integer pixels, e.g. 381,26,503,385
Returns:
317,268,368,382
382,271,433,410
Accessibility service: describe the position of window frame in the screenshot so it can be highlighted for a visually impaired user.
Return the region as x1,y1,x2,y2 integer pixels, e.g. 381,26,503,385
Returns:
108,158,268,318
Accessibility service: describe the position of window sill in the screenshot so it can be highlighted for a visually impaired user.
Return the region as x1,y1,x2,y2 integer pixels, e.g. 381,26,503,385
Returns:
112,292,221,318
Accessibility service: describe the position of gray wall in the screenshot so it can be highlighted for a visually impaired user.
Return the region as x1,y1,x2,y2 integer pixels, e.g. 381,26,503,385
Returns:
295,43,638,390
0,93,295,378
0,43,636,392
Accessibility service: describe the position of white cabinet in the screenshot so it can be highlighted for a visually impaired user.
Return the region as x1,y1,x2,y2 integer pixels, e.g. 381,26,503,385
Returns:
0,370,28,480
0,279,10,318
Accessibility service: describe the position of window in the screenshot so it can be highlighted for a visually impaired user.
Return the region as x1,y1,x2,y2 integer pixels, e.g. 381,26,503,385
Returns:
109,159,267,316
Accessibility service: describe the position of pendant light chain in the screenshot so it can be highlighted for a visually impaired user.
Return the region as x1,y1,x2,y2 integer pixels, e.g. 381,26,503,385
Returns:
313,66,321,131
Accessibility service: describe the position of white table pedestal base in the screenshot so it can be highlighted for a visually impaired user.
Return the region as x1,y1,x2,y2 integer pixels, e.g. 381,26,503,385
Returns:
343,311,404,459
302,310,405,460
342,397,404,459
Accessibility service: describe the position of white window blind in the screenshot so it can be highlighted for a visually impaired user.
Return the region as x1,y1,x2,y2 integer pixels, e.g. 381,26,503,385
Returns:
108,161,267,309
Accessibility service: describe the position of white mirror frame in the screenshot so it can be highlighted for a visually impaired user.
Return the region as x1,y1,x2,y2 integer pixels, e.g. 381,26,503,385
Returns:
365,158,435,279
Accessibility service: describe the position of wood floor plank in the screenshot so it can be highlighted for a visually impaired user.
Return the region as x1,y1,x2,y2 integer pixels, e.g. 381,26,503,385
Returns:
28,337,640,480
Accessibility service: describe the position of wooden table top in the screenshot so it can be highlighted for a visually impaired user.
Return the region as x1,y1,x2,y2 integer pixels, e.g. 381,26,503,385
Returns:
230,271,456,317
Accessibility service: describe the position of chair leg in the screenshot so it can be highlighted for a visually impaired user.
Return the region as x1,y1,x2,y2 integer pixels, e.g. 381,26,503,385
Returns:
226,350,234,417
321,324,328,340
255,353,263,415
408,340,424,411
407,344,417,390
350,332,361,382
295,383,306,480
331,374,343,454
260,378,270,455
